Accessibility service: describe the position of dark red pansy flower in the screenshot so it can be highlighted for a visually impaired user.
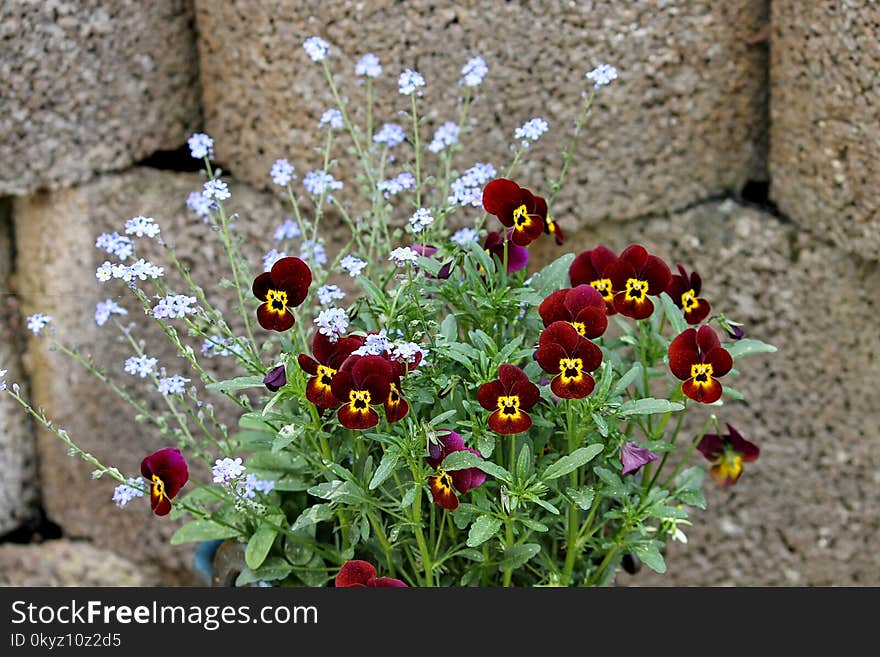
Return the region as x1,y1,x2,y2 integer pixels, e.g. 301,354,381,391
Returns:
620,442,659,476
568,245,620,315
297,332,364,409
538,285,608,339
335,560,408,588
477,364,540,435
425,430,487,511
605,245,671,320
696,423,759,487
482,178,546,246
384,372,410,424
252,257,312,331
534,321,602,399
667,263,710,325
543,215,565,246
140,447,189,516
483,230,529,273
668,326,733,404
330,355,393,429
263,364,287,392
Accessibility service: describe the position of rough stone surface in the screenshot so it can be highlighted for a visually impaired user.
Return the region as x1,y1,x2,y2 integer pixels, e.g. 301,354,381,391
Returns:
0,198,40,535
770,2,880,261
532,200,880,586
0,539,159,586
12,168,298,581
195,1,768,230
0,1,201,196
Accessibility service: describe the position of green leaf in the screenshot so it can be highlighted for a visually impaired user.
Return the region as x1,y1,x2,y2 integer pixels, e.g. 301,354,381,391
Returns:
591,412,609,438
633,543,667,574
528,253,575,299
439,314,458,342
272,424,304,452
464,239,495,275
658,292,688,335
610,363,643,398
457,548,485,562
441,450,511,484
541,445,604,480
530,496,560,515
619,398,685,416
245,521,280,570
594,466,628,497
677,488,707,509
516,443,532,482
235,557,293,585
726,338,777,360
291,503,335,532
566,486,595,510
498,543,541,571
170,520,241,545
518,517,549,533
675,466,706,492
206,375,266,393
369,448,400,490
466,515,503,548
307,480,359,503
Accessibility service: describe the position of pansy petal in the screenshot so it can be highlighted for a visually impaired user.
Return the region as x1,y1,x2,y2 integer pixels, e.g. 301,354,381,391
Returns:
620,442,659,475
298,353,320,376
338,403,379,430
572,338,603,372
535,341,568,374
428,474,460,510
605,260,636,291
539,320,581,352
329,369,355,401
151,491,173,516
684,297,711,325
705,346,733,378
257,303,295,332
439,429,466,453
477,380,505,410
372,577,409,588
550,371,595,399
572,306,608,339
384,390,409,423
487,408,532,434
306,375,340,409
505,242,530,273
538,290,570,326
642,255,672,293
709,463,740,487
696,433,725,460
498,363,528,390
619,244,649,271
482,178,522,218
613,292,654,320
668,329,699,380
696,325,722,354
270,256,312,307
252,272,274,301
510,378,541,410
727,424,760,462
682,377,722,403
335,560,377,587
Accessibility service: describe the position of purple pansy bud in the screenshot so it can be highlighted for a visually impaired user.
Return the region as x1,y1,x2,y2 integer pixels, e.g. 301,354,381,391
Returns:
620,442,659,475
263,364,287,392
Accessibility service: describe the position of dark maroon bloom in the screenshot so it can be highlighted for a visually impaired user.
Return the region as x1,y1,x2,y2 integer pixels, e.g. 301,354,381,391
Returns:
477,364,541,435
384,368,410,425
252,257,312,331
534,321,603,399
696,423,759,487
620,442,659,476
483,230,529,273
482,178,546,246
140,447,189,516
335,560,408,588
330,355,393,430
543,216,565,246
568,245,620,315
538,285,608,339
667,263,710,325
425,430,487,510
297,332,364,409
605,245,671,320
263,364,287,392
668,326,733,404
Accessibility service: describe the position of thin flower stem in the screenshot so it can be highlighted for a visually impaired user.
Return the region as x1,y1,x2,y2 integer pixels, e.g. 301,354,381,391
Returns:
661,414,716,489
561,401,581,584
411,93,422,208
501,436,517,587
320,61,376,187
548,90,595,209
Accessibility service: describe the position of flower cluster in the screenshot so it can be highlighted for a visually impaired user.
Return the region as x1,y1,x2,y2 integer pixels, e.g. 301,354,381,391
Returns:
4,45,774,591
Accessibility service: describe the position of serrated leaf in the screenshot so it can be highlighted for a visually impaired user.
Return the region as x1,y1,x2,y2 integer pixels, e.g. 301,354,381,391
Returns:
441,450,511,484
659,292,688,335
466,515,503,548
369,448,400,490
528,253,575,298
170,520,241,545
541,445,604,480
726,338,777,360
619,398,685,416
633,543,667,574
206,375,266,393
245,522,280,570
498,543,541,570
566,486,595,510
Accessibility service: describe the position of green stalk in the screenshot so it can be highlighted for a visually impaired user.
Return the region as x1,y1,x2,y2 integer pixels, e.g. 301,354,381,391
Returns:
561,401,581,584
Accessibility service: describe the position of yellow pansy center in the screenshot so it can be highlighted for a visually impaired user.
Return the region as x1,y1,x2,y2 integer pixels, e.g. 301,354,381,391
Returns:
716,453,743,482
558,357,585,383
315,364,336,390
496,394,522,417
265,289,289,315
435,469,454,493
348,389,371,412
388,383,402,406
681,289,699,313
151,474,165,502
624,278,649,303
690,363,714,387
590,278,614,303
569,321,587,337
512,204,531,229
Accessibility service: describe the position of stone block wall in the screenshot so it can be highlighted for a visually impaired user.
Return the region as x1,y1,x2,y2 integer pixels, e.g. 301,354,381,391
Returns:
0,0,878,586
